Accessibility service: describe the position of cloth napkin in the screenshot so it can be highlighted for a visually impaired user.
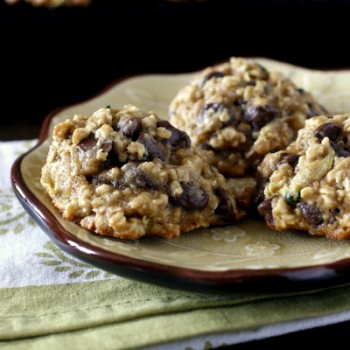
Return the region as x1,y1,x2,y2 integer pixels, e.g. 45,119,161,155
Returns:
3,140,350,350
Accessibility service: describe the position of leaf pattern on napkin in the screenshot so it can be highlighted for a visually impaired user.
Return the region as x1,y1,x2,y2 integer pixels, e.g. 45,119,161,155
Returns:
0,189,36,235
35,241,113,280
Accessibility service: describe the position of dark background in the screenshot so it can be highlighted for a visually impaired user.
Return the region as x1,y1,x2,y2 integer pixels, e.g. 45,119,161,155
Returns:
2,0,350,139
2,0,350,348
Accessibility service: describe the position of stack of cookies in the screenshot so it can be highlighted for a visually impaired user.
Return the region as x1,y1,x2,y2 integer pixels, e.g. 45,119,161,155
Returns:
41,57,350,240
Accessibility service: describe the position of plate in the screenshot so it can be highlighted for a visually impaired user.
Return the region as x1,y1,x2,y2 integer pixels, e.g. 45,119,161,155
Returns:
11,58,350,290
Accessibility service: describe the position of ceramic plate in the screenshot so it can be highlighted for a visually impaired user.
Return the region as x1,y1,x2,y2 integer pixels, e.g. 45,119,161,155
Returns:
11,58,350,290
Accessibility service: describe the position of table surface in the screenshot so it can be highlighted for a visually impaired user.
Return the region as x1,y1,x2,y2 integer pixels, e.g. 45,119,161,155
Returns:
2,1,350,348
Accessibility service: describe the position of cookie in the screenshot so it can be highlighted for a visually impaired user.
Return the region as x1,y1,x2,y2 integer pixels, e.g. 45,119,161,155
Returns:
41,105,245,240
169,57,326,177
256,114,350,240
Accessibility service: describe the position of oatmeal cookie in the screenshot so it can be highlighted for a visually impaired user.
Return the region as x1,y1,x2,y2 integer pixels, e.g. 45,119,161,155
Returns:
169,57,326,177
41,105,245,240
256,114,350,240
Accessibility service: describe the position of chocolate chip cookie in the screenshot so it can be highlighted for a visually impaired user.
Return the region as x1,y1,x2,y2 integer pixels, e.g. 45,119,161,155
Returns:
41,105,245,240
169,57,326,177
256,114,350,240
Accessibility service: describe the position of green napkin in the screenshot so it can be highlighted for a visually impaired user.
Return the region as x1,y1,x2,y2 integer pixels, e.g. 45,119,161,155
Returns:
3,279,350,350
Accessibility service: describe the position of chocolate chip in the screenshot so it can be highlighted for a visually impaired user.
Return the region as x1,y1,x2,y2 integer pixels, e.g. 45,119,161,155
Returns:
90,173,123,188
254,176,269,205
314,123,341,142
178,131,191,148
170,182,209,210
98,140,122,170
116,117,142,140
201,103,224,115
202,71,225,86
95,163,158,189
101,139,113,153
338,149,350,157
138,133,167,161
279,153,300,168
156,120,172,129
330,141,350,157
78,133,97,151
198,103,219,120
101,149,122,170
133,172,156,189
124,164,157,189
157,120,191,148
234,98,246,106
328,216,337,225
89,176,102,186
297,202,323,226
257,199,273,225
214,187,234,218
221,108,237,127
200,143,215,151
244,105,280,130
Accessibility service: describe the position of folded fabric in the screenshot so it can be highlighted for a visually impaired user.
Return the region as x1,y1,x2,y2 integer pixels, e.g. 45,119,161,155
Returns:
2,140,350,350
